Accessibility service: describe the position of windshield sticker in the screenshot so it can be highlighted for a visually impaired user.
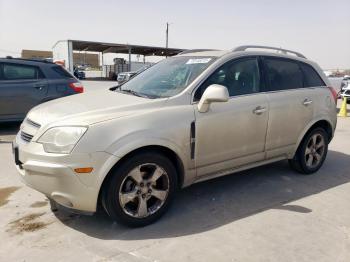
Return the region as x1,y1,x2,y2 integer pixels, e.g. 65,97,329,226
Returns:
186,58,212,64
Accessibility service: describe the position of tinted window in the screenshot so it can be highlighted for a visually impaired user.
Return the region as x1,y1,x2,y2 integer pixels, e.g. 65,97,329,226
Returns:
52,66,74,79
300,63,325,87
3,63,43,80
264,58,303,91
194,58,260,101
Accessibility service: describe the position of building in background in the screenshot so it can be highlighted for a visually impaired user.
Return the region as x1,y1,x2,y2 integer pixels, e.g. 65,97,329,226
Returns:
21,50,52,60
21,49,99,68
51,39,185,78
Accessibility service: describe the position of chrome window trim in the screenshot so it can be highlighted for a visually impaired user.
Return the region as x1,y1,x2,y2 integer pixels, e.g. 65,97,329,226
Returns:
190,53,327,105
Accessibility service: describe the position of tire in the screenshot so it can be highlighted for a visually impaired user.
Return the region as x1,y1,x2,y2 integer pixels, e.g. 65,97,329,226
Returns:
48,198,58,212
102,151,177,227
289,127,328,175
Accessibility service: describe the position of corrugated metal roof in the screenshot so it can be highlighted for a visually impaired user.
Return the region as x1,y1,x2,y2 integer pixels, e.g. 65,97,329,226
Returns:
68,39,186,56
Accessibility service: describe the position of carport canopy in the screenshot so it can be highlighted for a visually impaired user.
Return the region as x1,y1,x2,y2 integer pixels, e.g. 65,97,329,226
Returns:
71,40,186,57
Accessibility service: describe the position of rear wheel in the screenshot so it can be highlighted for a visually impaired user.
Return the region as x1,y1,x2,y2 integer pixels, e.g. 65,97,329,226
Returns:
289,128,328,174
102,151,177,227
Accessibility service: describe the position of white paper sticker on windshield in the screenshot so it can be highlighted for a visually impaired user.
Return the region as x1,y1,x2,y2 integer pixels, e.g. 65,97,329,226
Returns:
186,58,212,64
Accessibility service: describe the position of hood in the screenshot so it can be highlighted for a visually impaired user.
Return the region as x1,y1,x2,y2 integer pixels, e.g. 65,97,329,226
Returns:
27,89,165,127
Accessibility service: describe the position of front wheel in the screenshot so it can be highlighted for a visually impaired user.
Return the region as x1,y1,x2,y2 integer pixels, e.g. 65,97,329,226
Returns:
102,151,177,227
289,128,328,174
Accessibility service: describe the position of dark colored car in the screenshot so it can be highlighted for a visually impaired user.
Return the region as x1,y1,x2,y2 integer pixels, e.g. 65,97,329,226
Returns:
0,57,84,122
74,67,86,80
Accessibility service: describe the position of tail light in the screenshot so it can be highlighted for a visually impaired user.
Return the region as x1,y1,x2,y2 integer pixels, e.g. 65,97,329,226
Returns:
327,86,338,103
69,82,84,93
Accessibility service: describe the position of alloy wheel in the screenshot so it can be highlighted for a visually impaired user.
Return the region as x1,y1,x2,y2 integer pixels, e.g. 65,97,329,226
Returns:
304,133,325,168
118,163,169,218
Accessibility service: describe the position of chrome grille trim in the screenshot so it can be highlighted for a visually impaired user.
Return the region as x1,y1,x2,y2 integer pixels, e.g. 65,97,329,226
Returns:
20,131,34,143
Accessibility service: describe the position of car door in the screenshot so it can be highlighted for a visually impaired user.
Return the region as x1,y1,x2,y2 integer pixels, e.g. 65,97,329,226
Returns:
193,57,269,178
262,57,315,158
0,62,48,120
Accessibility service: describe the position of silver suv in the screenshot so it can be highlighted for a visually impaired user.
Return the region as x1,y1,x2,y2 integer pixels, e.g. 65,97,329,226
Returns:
13,46,337,227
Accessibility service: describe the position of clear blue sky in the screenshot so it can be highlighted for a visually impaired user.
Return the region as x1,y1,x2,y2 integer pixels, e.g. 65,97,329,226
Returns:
0,0,349,69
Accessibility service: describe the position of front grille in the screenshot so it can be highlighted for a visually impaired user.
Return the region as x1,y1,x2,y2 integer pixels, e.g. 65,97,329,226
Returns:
20,131,34,143
26,118,41,128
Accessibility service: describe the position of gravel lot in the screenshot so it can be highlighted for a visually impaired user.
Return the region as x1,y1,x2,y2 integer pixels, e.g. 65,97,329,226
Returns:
0,82,349,262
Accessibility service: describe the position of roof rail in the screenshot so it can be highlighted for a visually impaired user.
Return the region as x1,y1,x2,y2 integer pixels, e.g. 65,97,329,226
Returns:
1,57,54,63
178,49,220,55
233,45,306,59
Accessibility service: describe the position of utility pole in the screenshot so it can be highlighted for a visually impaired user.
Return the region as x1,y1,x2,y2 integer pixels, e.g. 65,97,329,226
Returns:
165,22,169,57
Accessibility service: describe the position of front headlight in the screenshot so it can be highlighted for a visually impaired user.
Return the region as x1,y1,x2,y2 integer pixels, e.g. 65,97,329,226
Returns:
37,126,87,154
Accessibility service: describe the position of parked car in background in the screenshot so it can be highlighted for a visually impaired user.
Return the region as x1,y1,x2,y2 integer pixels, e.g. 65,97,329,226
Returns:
13,46,337,227
117,71,137,83
74,67,86,80
117,65,151,83
75,64,91,70
340,86,350,100
340,75,350,89
339,75,350,102
0,57,84,122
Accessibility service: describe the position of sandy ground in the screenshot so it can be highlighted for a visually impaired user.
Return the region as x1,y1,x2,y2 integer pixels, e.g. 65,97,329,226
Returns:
0,83,349,262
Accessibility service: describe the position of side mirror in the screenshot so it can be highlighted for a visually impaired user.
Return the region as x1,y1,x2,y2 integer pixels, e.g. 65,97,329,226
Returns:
197,84,229,113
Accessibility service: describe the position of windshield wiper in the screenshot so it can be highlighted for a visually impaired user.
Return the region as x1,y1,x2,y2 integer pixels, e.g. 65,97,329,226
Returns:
109,85,121,91
118,88,155,99
118,89,141,97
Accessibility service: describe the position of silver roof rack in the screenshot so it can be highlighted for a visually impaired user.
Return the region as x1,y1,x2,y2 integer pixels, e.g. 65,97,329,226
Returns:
178,49,220,55
233,45,306,59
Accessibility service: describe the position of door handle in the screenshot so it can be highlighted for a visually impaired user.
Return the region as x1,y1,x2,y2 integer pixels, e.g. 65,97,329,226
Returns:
253,106,267,115
34,84,46,90
303,98,313,106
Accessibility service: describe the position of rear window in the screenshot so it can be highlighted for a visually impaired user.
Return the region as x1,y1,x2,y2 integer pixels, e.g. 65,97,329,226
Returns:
2,63,44,80
264,58,303,91
300,63,325,87
51,66,74,79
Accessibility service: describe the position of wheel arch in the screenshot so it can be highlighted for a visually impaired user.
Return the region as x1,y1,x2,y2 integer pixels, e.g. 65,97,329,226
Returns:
293,118,334,157
97,145,186,211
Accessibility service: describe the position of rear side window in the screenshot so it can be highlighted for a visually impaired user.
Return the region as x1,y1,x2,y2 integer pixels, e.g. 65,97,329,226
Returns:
51,66,74,79
2,63,44,80
300,63,325,87
264,58,303,91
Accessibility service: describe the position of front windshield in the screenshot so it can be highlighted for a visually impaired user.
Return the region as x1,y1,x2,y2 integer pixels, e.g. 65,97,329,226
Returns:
118,56,216,98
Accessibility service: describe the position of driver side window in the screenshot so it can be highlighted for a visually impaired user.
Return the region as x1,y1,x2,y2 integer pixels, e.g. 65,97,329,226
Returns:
194,57,261,101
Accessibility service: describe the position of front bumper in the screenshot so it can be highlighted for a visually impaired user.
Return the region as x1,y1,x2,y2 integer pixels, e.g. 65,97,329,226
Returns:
13,133,119,213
